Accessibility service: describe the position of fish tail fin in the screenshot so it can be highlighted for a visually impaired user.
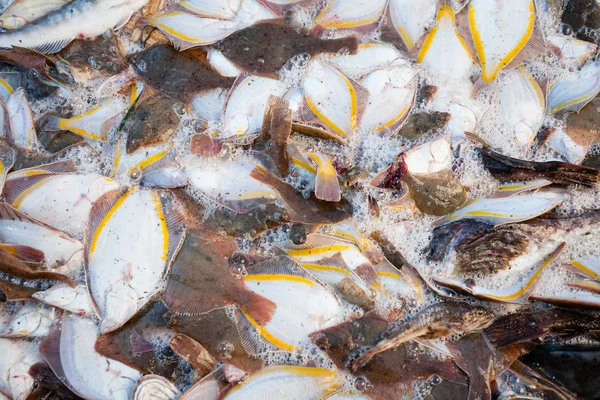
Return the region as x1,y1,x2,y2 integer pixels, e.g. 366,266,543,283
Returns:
43,116,65,131
249,165,282,190
239,290,277,326
309,153,341,202
483,314,545,347
320,35,359,55
0,244,45,264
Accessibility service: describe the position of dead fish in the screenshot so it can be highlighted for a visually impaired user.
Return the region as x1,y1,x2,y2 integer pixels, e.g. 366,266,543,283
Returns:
85,186,185,333
403,169,467,216
484,308,600,348
250,164,352,224
166,307,264,373
27,362,81,400
32,283,93,316
0,302,54,338
388,0,436,51
216,20,358,77
6,88,37,153
547,60,600,115
350,302,495,371
308,152,341,202
313,0,387,29
0,279,37,301
40,315,141,399
95,301,178,378
0,139,15,196
163,231,276,326
130,44,235,104
131,375,180,400
0,0,71,30
0,47,74,85
509,359,578,400
179,367,230,400
0,337,43,400
123,93,180,154
480,146,600,187
0,0,148,54
548,35,597,67
222,365,341,400
395,111,451,141
3,161,121,237
330,42,403,79
170,334,216,376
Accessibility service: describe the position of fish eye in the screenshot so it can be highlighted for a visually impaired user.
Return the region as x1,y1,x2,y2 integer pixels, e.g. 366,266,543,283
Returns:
476,309,485,316
561,23,573,36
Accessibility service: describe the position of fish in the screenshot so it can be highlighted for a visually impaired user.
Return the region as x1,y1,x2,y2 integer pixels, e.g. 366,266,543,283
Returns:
302,61,359,138
432,190,566,227
27,362,81,400
403,169,467,216
40,315,142,400
216,20,358,77
178,0,241,19
468,0,536,82
3,161,121,237
130,44,235,104
388,0,436,50
509,359,578,400
0,0,71,30
548,35,597,67
547,60,600,115
207,48,242,78
0,302,54,338
222,74,288,139
131,375,180,400
308,152,341,202
179,367,229,400
170,334,216,376
6,88,37,153
237,255,345,351
85,186,185,333
123,93,180,154
479,146,600,188
0,139,15,196
222,365,341,399
44,95,129,141
396,111,451,141
359,65,417,133
32,283,94,316
433,242,565,303
0,73,18,102
0,279,38,301
484,308,600,348
254,95,292,176
330,43,403,79
0,338,43,400
0,0,148,54
313,0,387,29
150,0,275,50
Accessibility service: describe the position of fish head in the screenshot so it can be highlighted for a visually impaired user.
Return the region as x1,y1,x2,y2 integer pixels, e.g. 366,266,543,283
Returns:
460,306,496,330
0,15,26,30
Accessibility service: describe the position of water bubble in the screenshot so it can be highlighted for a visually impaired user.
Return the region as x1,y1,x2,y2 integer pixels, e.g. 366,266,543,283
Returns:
354,377,367,391
217,341,234,359
431,375,442,385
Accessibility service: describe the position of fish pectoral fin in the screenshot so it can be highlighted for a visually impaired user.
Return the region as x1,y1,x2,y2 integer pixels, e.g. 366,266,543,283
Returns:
28,37,73,55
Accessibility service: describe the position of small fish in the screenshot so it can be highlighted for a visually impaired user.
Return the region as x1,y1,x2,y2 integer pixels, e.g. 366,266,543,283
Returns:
0,279,38,301
150,0,275,50
509,359,579,400
405,169,467,216
44,95,128,141
0,73,17,102
388,0,436,50
6,88,37,153
111,138,174,179
433,242,565,304
179,0,241,19
131,375,180,400
350,302,495,371
0,202,83,271
530,291,600,308
0,302,54,338
359,65,417,133
0,0,148,54
238,256,345,351
331,221,383,264
0,139,15,196
432,190,566,227
32,283,93,316
190,88,228,123
85,186,185,333
549,35,597,67
222,365,341,399
302,61,358,138
222,74,288,139
308,152,341,202
0,0,71,29
0,338,43,400
396,111,451,141
179,367,229,400
216,21,358,77
254,95,292,176
40,315,141,400
547,60,600,115
313,0,387,29
3,161,121,237
331,43,403,79
130,45,235,104
468,0,536,82
480,146,600,188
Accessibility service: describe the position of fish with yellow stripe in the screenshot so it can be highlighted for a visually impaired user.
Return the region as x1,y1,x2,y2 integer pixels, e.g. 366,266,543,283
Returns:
3,161,120,238
433,242,565,304
222,365,341,399
307,152,341,202
330,43,404,79
84,186,185,333
6,88,37,154
313,0,387,29
236,255,345,351
547,60,600,115
388,0,436,50
566,258,600,280
468,0,536,82
0,301,54,338
0,139,15,196
44,95,129,141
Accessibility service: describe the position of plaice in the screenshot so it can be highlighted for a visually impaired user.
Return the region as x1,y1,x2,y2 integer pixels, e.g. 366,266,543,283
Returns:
468,0,536,82
313,0,387,29
389,0,436,50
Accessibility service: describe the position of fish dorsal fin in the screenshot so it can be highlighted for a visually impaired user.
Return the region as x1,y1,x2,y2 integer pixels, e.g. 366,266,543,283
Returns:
39,317,69,385
156,189,187,271
246,255,316,281
7,160,77,178
278,233,356,252
29,38,73,55
0,279,37,300
233,306,296,354
0,243,45,264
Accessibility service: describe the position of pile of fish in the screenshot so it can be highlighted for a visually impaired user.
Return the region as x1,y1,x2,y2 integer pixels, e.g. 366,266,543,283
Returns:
1,0,600,398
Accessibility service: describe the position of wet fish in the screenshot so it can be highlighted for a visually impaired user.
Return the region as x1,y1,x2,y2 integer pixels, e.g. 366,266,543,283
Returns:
547,60,600,115
388,0,436,50
216,20,358,77
179,0,241,19
32,283,94,316
254,95,291,176
350,302,495,371
170,334,216,376
222,365,341,399
130,44,235,104
27,362,81,400
131,375,179,400
0,0,148,53
0,139,15,196
396,111,451,141
6,88,37,153
331,43,403,78
85,186,185,333
403,169,467,216
40,315,141,399
313,0,386,29
0,302,54,338
0,0,71,30
308,152,341,202
549,35,597,67
0,338,43,400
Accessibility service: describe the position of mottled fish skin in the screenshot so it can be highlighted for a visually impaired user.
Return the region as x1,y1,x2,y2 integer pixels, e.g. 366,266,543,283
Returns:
0,0,149,54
